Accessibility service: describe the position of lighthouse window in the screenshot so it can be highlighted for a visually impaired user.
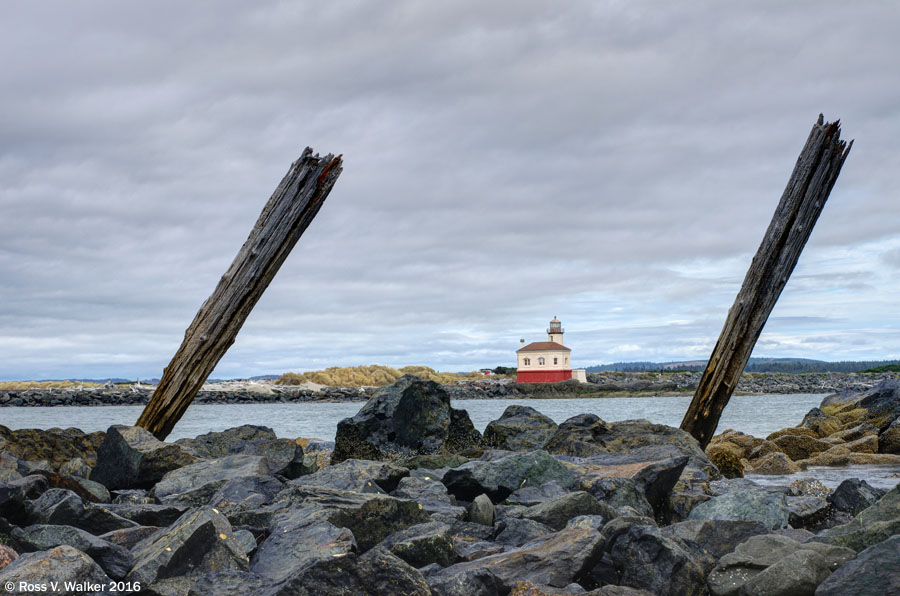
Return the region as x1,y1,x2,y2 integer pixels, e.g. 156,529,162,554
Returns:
524,358,531,366
553,357,558,365
538,357,545,366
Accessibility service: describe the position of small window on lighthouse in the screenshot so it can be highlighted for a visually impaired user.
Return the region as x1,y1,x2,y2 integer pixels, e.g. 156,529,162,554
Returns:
554,357,558,365
524,358,530,366
538,357,545,366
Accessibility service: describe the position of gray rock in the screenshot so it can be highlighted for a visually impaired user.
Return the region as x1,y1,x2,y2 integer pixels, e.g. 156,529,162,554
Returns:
188,570,272,596
232,529,257,556
813,482,900,551
660,519,769,559
442,450,575,502
90,425,197,490
506,491,616,531
290,458,409,493
687,489,790,530
391,476,466,520
378,521,458,568
786,495,832,529
260,548,431,596
207,475,284,519
879,417,900,453
609,525,713,596
331,375,482,463
580,476,653,518
469,494,495,526
176,425,306,478
151,454,270,506
492,517,553,547
815,534,900,595
26,488,139,534
506,480,573,506
482,405,558,451
428,528,604,593
324,493,431,552
11,523,133,579
566,514,607,530
127,507,249,585
827,478,885,515
739,549,831,596
59,457,91,479
102,502,189,527
98,526,161,550
0,545,111,595
251,511,355,583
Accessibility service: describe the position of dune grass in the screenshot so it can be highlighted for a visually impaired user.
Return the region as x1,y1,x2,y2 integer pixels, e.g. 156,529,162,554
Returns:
0,380,102,390
275,364,486,387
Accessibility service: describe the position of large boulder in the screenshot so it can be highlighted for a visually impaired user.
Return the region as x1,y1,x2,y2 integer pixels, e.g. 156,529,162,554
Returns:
503,491,615,531
687,489,790,530
26,488,139,534
427,528,605,594
442,450,575,502
324,494,432,552
0,425,105,469
176,425,306,478
12,524,133,579
815,534,900,595
377,521,459,568
126,507,249,586
879,418,900,454
738,549,832,596
771,434,832,461
660,519,770,559
151,454,271,506
332,375,482,463
813,482,900,551
289,459,409,494
391,476,467,520
827,478,886,515
90,425,197,490
0,545,111,595
483,406,558,451
608,525,713,596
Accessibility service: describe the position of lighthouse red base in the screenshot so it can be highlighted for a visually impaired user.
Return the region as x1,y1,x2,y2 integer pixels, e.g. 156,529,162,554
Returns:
516,370,573,383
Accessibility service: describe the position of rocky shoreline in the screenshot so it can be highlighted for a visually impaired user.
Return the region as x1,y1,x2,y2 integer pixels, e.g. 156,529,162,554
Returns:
1,375,900,594
1,371,897,408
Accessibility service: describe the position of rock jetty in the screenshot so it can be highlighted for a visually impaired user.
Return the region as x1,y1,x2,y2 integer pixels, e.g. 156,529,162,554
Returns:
0,375,898,594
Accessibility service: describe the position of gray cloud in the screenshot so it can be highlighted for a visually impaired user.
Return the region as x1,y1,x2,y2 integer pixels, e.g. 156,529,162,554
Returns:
2,1,900,379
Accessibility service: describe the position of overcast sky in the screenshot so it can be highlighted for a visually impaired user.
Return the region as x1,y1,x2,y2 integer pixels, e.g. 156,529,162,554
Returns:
2,1,899,380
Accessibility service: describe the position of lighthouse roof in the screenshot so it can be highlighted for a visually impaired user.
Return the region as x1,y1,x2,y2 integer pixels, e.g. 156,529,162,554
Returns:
518,341,571,352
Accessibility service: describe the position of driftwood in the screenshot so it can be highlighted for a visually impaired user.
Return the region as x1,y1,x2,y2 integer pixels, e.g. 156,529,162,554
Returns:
681,115,852,449
136,149,343,439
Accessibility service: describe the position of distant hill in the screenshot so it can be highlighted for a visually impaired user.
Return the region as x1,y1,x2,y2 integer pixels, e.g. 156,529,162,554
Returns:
587,358,900,374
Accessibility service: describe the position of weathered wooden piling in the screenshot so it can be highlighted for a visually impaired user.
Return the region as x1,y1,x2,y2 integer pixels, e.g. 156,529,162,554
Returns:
136,149,343,439
681,115,852,449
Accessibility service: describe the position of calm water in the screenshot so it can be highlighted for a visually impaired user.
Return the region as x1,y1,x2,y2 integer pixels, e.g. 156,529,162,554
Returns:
1,393,827,441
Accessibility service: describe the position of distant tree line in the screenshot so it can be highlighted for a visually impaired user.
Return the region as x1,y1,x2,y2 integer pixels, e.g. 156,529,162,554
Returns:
587,358,900,374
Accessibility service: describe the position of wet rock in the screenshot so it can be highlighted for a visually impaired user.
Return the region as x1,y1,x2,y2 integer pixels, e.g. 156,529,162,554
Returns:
391,476,466,520
33,470,110,503
324,493,431,552
379,521,458,568
261,548,431,596
766,427,821,441
771,434,832,461
707,534,854,596
127,507,249,586
706,448,744,479
844,434,878,454
506,481,573,506
789,478,830,497
815,534,900,596
666,467,712,524
151,454,270,506
175,425,306,478
543,414,610,457
188,570,272,596
879,418,900,454
829,422,878,443
813,482,900,551
0,545,111,595
442,450,575,503
99,526,161,549
739,549,831,596
1,476,48,523
0,544,17,571
12,524,133,579
111,489,155,505
827,478,885,515
26,488,139,534
469,494,496,526
708,430,763,459
799,408,842,437
748,440,783,460
428,528,604,593
504,491,615,531
566,514,607,530
103,503,189,527
608,525,713,596
250,511,355,583
748,452,800,475
483,406,558,451
0,424,105,469
493,517,553,547
290,458,409,493
802,445,852,467
208,475,284,520
331,375,482,463
90,425,197,490
687,489,790,530
786,495,832,529
660,519,769,559
59,457,91,479
580,476,653,518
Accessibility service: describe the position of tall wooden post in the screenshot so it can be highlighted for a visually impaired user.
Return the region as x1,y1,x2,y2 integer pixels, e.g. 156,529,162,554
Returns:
681,115,851,449
136,149,342,439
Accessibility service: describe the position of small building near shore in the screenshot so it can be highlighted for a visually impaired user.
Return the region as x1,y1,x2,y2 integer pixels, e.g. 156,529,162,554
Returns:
516,317,587,383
